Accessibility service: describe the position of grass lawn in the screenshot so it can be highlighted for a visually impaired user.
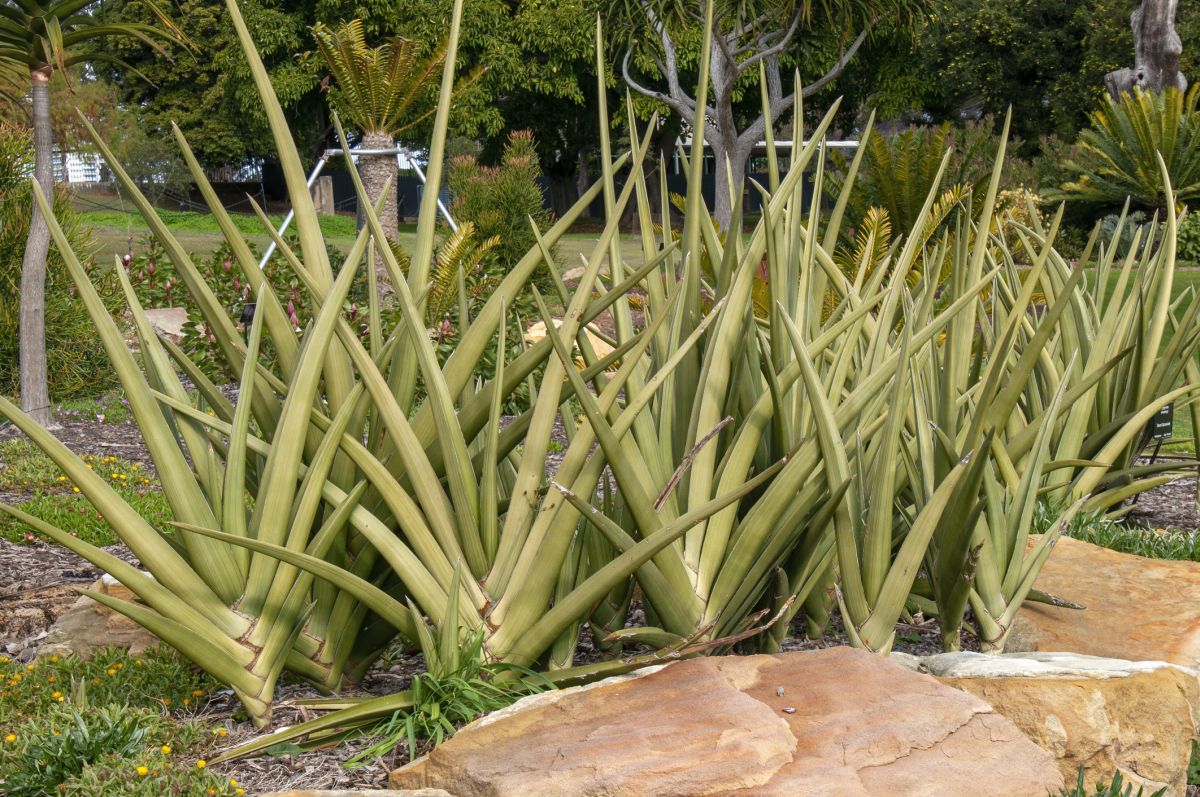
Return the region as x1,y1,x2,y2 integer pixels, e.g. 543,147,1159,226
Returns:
77,203,648,272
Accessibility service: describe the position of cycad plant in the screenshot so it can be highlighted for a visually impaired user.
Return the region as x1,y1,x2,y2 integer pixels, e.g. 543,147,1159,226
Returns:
1057,86,1200,212
312,18,480,250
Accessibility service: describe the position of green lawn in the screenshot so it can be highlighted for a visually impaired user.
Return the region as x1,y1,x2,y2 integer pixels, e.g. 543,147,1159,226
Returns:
77,204,647,272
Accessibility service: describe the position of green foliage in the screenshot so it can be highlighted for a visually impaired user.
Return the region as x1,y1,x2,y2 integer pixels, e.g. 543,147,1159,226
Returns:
0,442,168,547
80,209,358,239
312,19,468,140
449,129,555,277
1177,210,1200,263
347,619,551,767
1057,87,1200,211
1057,767,1167,797
0,124,119,401
829,119,1025,236
1096,211,1161,259
0,647,218,725
0,649,234,797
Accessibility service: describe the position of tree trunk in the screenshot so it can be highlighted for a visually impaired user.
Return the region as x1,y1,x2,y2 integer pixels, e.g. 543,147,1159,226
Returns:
19,69,54,428
710,134,748,232
358,131,398,298
1106,0,1188,98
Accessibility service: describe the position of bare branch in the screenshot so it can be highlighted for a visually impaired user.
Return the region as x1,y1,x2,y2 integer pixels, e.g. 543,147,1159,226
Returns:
622,48,695,120
735,10,803,78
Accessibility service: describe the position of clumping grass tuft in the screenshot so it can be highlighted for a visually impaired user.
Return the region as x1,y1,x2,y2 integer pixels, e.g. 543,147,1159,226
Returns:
1032,500,1200,562
0,648,239,797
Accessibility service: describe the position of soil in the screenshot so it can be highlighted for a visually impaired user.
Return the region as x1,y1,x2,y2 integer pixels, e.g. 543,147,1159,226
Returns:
0,411,1196,793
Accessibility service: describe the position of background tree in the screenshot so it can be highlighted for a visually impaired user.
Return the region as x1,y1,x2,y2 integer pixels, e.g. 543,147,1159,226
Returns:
609,0,925,229
0,0,182,426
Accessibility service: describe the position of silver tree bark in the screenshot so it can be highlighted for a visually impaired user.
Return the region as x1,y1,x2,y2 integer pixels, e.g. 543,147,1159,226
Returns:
19,68,54,428
621,3,870,229
1105,0,1188,98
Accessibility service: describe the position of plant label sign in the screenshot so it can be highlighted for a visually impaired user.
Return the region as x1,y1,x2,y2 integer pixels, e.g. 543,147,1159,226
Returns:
1149,404,1174,441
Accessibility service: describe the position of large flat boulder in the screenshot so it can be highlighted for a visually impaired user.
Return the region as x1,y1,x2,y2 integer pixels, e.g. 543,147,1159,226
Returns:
390,647,1063,797
913,651,1200,797
1006,536,1200,667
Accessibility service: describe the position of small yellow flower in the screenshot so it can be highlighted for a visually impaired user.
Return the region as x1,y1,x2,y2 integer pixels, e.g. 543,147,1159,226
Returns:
72,487,80,493
25,664,34,671
215,728,228,737
236,789,245,796
136,765,149,777
182,698,190,706
57,476,65,482
162,698,172,706
229,779,237,787
195,759,206,769
106,668,117,677
51,691,62,701
4,733,15,743
192,689,204,697
161,745,172,754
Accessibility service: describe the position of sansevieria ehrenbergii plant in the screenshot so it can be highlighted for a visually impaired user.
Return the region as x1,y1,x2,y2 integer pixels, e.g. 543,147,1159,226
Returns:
4,0,1199,757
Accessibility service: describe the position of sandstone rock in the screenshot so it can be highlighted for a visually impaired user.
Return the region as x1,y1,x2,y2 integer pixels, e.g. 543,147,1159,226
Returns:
390,647,1063,797
524,319,615,364
1006,536,1200,668
262,791,454,797
143,307,189,341
39,574,158,658
916,651,1200,797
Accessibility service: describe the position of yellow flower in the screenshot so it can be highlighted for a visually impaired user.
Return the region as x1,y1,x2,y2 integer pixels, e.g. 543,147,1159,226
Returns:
162,698,172,706
73,487,80,493
229,779,237,787
195,759,206,769
236,790,245,796
106,668,117,676
192,689,204,697
57,476,65,482
51,691,62,701
214,728,228,737
136,765,149,777
161,745,172,755
4,733,15,743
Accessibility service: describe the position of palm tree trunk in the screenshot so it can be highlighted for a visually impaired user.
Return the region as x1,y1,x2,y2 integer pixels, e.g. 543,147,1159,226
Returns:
19,68,54,428
359,131,398,299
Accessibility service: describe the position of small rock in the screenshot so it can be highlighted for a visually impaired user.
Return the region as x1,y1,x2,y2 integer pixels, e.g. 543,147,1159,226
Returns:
143,307,189,341
39,575,158,659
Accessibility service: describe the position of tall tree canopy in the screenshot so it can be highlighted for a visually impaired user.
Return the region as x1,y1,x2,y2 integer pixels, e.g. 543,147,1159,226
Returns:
99,0,599,179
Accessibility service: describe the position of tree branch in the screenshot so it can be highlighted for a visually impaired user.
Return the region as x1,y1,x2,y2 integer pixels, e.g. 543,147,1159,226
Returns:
800,26,871,97
735,10,803,78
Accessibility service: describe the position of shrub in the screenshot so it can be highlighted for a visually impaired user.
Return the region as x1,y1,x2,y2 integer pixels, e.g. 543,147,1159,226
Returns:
449,129,554,283
1178,208,1200,263
0,124,118,401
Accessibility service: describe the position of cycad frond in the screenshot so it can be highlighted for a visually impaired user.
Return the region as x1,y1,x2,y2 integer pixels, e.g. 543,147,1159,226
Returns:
1056,86,1200,210
423,222,502,320
313,19,483,138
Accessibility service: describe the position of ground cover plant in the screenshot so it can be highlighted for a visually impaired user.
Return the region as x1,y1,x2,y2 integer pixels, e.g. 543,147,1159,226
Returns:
0,440,167,547
3,0,1200,771
0,647,240,796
